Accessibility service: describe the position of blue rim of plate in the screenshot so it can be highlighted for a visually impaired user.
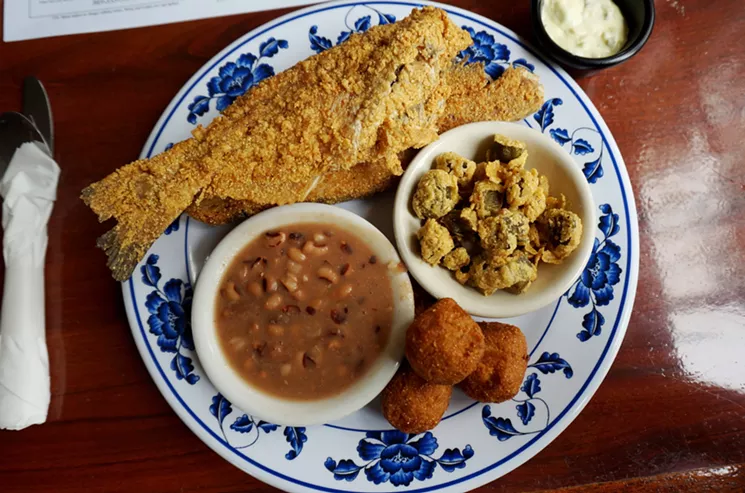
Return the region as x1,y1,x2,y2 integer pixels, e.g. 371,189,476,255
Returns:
122,1,640,491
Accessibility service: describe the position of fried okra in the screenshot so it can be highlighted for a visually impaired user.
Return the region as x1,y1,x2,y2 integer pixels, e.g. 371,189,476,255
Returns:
434,152,477,188
485,134,527,163
460,206,479,231
470,180,504,218
442,247,470,271
477,209,530,257
411,133,583,295
467,253,538,296
536,208,583,264
417,219,454,265
439,210,477,246
505,167,541,208
412,169,459,219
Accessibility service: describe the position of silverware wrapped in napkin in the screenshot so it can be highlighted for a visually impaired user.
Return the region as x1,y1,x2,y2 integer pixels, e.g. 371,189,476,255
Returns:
0,92,59,430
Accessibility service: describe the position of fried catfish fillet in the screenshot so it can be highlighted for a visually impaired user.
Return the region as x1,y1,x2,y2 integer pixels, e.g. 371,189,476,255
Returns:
187,65,544,225
82,7,472,280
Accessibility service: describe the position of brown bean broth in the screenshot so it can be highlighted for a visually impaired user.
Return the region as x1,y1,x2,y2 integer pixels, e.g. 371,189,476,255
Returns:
215,223,393,400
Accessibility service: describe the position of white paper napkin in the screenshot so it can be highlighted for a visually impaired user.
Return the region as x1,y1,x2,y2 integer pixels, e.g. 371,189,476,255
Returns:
0,141,59,430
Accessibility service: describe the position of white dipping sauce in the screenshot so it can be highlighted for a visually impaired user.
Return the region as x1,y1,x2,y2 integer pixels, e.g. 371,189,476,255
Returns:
541,0,629,58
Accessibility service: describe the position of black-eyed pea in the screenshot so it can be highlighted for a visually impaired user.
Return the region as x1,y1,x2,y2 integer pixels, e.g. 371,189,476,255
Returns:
294,350,305,367
308,299,324,311
265,231,286,247
336,283,353,298
224,281,241,301
328,339,342,350
250,257,266,271
292,289,306,301
267,324,284,337
264,275,278,292
307,344,323,364
264,293,283,310
287,260,303,274
288,247,306,263
229,337,246,351
281,273,299,292
280,363,292,377
248,282,263,297
313,233,327,245
303,241,329,256
318,265,339,283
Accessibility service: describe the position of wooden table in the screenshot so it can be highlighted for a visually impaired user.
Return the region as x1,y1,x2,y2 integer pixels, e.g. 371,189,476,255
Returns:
1,0,744,491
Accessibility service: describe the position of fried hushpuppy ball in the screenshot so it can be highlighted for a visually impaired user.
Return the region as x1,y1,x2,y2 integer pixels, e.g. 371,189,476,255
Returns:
405,298,485,384
381,364,452,434
460,322,528,403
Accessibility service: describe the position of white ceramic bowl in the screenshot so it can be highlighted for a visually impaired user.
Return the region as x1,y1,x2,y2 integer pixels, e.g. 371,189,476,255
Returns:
394,121,596,318
192,203,415,427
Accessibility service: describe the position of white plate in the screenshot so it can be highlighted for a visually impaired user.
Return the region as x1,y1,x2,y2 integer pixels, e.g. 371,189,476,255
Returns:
122,1,639,491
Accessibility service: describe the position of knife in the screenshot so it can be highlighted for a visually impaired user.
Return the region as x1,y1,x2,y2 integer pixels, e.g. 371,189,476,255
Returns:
0,112,50,174
22,77,54,155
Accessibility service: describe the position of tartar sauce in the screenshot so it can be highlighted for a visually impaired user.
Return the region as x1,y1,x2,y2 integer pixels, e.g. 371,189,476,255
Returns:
541,0,629,58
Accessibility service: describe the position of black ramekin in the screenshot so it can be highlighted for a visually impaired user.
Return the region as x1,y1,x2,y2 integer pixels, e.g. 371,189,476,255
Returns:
531,0,655,70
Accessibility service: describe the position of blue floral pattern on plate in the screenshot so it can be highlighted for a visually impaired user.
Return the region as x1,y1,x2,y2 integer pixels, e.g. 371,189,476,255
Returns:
458,27,535,79
482,351,573,440
309,6,396,53
210,392,308,460
142,254,199,385
186,37,289,124
533,98,606,183
325,431,473,487
567,204,623,341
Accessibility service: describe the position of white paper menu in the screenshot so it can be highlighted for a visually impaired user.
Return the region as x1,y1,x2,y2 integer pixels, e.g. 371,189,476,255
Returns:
4,0,320,42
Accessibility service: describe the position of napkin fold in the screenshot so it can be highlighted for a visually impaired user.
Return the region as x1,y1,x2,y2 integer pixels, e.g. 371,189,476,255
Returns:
0,141,59,430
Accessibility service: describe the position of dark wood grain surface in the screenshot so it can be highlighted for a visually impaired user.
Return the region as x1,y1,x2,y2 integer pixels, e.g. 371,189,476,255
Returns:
1,0,745,491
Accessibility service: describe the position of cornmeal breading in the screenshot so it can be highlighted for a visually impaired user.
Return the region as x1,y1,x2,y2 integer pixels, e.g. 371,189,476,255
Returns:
417,219,454,265
187,66,544,225
82,7,544,280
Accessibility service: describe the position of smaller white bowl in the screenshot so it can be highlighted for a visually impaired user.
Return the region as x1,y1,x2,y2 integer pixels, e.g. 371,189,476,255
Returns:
393,122,596,318
192,203,414,427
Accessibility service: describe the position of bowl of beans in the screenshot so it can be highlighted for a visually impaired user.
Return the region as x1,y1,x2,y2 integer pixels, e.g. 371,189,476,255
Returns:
192,203,415,426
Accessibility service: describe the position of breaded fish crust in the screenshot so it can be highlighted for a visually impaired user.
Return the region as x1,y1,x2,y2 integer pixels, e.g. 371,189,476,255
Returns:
187,66,544,225
83,8,543,280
